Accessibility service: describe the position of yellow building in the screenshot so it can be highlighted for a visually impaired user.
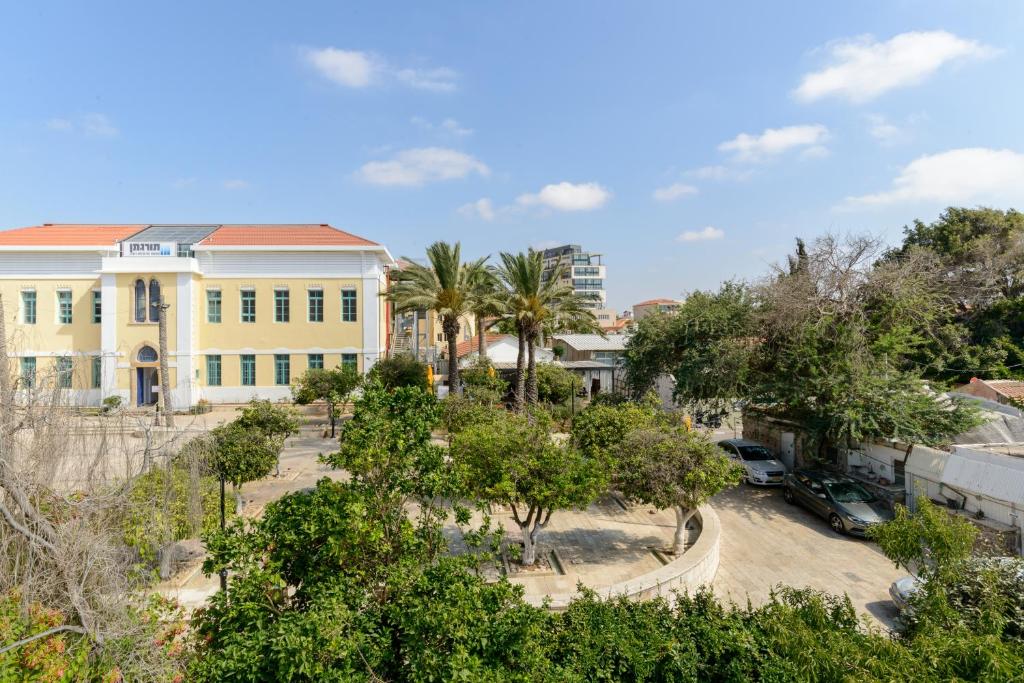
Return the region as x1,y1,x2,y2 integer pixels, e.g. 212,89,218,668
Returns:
0,223,394,407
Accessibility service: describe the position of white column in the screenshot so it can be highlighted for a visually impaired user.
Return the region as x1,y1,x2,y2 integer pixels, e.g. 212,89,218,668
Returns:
100,273,120,401
175,273,195,407
361,260,382,373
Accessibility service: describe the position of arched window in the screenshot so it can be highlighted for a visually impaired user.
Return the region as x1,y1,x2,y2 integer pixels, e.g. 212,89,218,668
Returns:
137,346,158,362
149,279,161,322
134,279,146,323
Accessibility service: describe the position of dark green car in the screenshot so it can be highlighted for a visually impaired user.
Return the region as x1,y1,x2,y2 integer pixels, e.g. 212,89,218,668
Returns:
782,469,893,536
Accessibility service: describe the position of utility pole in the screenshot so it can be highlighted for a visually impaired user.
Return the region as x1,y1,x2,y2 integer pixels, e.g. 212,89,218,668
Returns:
158,296,174,427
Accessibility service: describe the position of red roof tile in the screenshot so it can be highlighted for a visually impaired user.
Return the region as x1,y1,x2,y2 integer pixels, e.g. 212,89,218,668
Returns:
0,224,145,246
634,298,680,306
199,224,378,247
456,334,513,358
978,379,1024,400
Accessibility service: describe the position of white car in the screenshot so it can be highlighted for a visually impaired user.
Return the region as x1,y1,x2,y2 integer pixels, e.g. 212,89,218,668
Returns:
717,438,787,486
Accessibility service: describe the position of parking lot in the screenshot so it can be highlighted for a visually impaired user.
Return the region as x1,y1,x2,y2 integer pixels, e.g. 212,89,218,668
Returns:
711,482,906,629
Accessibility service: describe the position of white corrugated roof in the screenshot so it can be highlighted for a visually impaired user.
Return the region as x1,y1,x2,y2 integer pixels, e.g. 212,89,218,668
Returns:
553,334,627,351
943,445,1024,506
906,445,949,480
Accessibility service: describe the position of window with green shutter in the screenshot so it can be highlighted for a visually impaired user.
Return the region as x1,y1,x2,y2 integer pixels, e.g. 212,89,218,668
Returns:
307,289,324,322
206,355,222,386
341,353,358,371
56,356,73,389
92,291,102,324
207,289,222,323
308,354,324,370
20,357,35,388
240,290,256,323
57,290,72,324
21,291,36,324
274,354,290,385
341,289,357,322
275,289,290,323
92,356,102,389
240,355,256,386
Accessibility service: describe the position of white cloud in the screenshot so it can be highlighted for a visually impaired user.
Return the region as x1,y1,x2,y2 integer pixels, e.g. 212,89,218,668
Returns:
46,118,73,131
687,165,753,182
718,124,829,162
358,147,489,186
458,198,496,221
841,147,1024,208
794,31,996,103
866,114,902,144
412,116,473,137
303,47,458,92
223,179,250,190
800,144,830,160
517,181,611,212
47,113,118,137
303,48,376,87
676,226,725,242
653,182,698,202
395,67,458,92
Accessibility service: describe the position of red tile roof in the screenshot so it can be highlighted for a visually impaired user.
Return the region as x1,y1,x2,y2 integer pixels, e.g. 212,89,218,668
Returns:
198,224,378,247
456,334,513,358
976,379,1024,400
0,224,145,246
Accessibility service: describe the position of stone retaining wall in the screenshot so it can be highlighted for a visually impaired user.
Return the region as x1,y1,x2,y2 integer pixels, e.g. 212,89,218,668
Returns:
522,504,721,610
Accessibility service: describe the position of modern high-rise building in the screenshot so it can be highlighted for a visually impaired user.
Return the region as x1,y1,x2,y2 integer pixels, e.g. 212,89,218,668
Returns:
540,244,616,327
0,223,394,408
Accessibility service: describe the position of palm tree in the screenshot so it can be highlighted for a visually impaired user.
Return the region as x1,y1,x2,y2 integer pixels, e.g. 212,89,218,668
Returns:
467,266,503,362
388,242,484,394
497,250,601,407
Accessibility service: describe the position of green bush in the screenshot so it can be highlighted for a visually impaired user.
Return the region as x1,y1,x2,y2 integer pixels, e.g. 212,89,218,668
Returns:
461,359,508,406
122,460,224,564
535,363,581,405
440,394,503,436
102,395,122,413
368,354,429,390
570,401,659,458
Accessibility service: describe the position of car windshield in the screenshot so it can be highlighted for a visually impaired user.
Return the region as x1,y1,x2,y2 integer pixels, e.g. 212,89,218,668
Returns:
738,446,774,461
825,481,873,503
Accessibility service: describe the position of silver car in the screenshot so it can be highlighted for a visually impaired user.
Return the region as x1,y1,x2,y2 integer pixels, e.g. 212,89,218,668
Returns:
782,469,894,536
717,438,787,486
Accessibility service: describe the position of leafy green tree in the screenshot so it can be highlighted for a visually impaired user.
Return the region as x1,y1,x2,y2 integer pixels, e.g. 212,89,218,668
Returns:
387,242,485,394
615,427,743,553
535,362,582,405
569,399,659,460
460,357,508,406
292,365,361,437
233,398,300,476
624,282,756,421
206,421,279,513
467,264,503,360
452,412,604,565
496,250,600,409
367,353,429,391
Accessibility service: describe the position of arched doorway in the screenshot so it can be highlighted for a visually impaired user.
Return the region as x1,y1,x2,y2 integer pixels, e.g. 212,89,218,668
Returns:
133,344,160,406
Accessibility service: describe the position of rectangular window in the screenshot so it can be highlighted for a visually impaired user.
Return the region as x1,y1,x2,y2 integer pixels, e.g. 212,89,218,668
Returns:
92,356,102,389
307,289,324,322
206,355,222,386
177,243,193,258
21,290,36,324
274,289,290,323
207,290,222,323
20,357,35,389
56,356,73,389
240,354,256,386
240,290,256,323
341,353,358,371
307,353,324,370
341,289,357,322
57,290,72,324
274,354,290,385
91,291,102,324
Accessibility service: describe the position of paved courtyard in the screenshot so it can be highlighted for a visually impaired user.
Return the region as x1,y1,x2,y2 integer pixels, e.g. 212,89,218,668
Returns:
711,482,905,628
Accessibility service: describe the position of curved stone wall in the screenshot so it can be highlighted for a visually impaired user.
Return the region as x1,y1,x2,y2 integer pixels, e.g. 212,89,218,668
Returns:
522,504,721,610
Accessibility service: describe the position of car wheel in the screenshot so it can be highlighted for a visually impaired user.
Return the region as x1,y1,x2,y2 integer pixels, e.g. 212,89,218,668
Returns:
829,513,845,534
783,487,795,504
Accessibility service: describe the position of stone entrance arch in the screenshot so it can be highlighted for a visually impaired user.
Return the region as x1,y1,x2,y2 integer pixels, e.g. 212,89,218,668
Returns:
130,343,160,406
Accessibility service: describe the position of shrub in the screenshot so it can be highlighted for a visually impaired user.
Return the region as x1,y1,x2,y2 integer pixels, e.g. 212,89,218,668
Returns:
461,359,508,406
535,363,581,405
368,354,429,390
440,395,503,436
102,395,122,413
570,401,659,459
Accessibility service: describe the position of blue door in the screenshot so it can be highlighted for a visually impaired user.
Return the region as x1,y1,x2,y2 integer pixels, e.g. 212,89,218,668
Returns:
136,368,145,406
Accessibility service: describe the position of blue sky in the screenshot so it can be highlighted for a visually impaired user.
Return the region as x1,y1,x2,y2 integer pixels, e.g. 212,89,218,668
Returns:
2,1,1023,311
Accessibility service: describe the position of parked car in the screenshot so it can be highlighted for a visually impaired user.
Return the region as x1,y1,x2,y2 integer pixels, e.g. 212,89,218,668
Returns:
717,438,787,486
782,469,894,536
889,557,1024,613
